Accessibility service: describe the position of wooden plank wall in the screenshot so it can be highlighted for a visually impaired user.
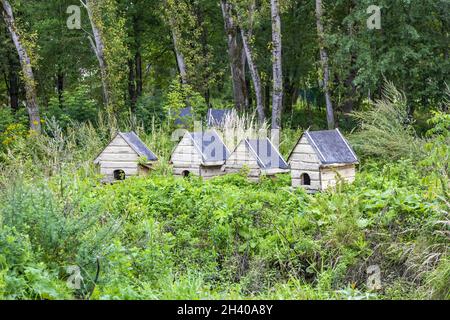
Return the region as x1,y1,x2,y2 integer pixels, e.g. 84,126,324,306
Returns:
97,135,139,178
171,134,203,174
320,165,356,190
200,166,224,180
289,136,321,191
224,141,261,178
173,166,201,177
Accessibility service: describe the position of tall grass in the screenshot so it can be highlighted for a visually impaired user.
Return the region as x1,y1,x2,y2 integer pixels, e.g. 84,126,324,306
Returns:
350,82,423,161
221,110,270,151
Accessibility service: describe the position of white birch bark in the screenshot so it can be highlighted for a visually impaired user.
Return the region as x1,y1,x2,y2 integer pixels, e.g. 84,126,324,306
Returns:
270,0,283,130
2,0,41,132
315,0,335,129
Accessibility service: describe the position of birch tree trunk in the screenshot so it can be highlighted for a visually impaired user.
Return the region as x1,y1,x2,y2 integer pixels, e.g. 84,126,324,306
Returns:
1,0,41,132
82,0,110,107
220,0,248,111
241,28,265,123
163,0,188,86
315,0,335,129
270,0,283,130
171,27,188,86
237,2,265,123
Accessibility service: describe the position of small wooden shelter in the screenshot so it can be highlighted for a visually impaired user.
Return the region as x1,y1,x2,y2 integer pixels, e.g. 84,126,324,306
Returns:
288,129,358,193
224,138,290,181
94,132,158,181
170,129,230,179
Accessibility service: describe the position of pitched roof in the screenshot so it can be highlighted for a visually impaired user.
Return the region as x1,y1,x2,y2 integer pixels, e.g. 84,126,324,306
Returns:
207,109,232,127
245,138,289,170
188,130,230,163
119,132,158,162
174,107,192,125
302,129,358,165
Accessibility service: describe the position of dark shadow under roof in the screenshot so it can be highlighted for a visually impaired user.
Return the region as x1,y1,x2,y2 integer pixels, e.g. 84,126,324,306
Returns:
305,129,358,165
189,130,230,163
246,138,289,170
207,109,232,127
120,132,158,162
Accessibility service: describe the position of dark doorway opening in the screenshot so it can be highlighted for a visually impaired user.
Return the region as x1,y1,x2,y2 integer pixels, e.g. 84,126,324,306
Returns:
301,173,311,186
182,170,191,178
114,169,126,181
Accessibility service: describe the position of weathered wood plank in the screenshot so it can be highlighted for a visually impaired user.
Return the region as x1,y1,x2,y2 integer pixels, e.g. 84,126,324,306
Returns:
102,146,136,154
97,153,139,162
173,146,201,155
292,143,316,155
100,162,138,169
171,153,202,164
109,135,129,146
292,178,321,190
293,153,320,163
292,170,320,180
200,167,224,177
177,135,194,147
321,166,356,180
101,168,138,176
290,161,320,171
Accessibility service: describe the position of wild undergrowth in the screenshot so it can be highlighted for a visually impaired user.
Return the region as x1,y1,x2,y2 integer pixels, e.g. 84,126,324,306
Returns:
0,87,448,300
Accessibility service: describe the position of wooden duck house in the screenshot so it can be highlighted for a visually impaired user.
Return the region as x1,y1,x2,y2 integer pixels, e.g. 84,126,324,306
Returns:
224,138,290,181
94,132,158,181
170,129,230,179
288,129,358,193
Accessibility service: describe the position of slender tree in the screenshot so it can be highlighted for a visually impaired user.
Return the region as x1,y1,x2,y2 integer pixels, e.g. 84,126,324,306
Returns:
164,0,188,86
81,0,110,107
315,0,335,129
237,1,265,123
220,0,248,111
270,0,283,129
1,0,41,132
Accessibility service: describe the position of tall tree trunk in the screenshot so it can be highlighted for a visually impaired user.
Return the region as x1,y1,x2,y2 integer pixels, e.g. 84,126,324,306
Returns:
2,0,41,132
82,0,110,107
6,55,19,111
315,0,335,129
57,70,64,107
171,29,188,86
135,51,143,97
128,59,137,110
220,0,248,111
270,0,283,130
236,2,265,123
241,28,265,123
164,0,188,86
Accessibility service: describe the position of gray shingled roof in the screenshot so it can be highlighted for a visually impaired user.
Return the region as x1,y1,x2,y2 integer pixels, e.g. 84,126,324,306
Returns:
189,130,230,163
207,109,232,127
120,132,158,162
245,138,289,170
305,129,358,165
174,107,192,125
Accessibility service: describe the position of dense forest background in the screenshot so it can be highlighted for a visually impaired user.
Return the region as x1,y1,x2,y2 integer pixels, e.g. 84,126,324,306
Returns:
0,0,449,300
0,0,448,133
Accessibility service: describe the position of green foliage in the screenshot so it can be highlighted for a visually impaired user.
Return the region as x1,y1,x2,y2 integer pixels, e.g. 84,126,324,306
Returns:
0,143,448,299
45,84,99,128
164,77,208,123
350,83,423,161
